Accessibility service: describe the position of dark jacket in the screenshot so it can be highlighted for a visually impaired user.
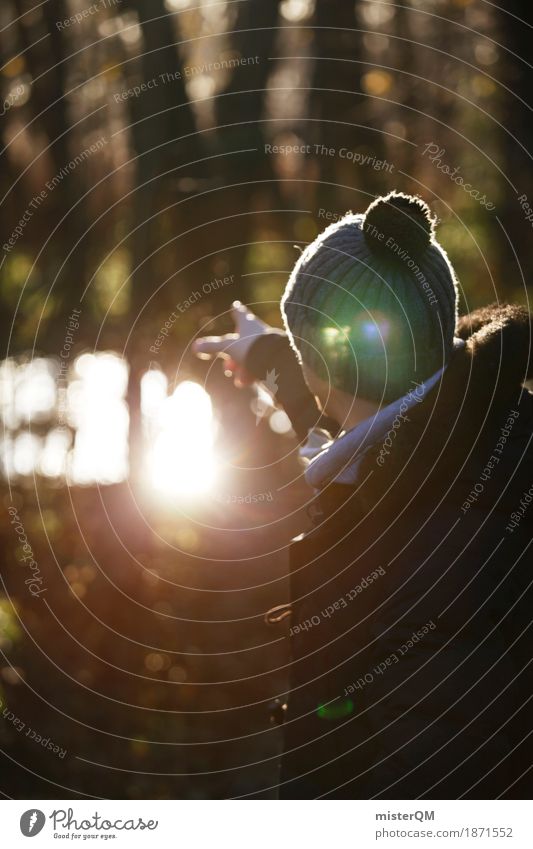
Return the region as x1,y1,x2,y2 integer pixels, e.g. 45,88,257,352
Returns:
248,305,533,799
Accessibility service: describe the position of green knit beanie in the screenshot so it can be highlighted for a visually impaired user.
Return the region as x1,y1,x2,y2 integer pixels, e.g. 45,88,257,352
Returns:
281,192,459,403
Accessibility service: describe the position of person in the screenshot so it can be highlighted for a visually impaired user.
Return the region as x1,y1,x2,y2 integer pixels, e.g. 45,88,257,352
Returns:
194,191,533,799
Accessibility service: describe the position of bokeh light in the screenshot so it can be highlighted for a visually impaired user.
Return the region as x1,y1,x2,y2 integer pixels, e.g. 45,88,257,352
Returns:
68,353,129,485
143,376,217,498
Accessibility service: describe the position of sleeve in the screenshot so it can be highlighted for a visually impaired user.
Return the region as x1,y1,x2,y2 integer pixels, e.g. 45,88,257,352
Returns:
244,329,339,441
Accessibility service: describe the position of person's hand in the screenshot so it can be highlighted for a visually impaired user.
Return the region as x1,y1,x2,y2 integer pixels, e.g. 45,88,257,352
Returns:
192,301,270,386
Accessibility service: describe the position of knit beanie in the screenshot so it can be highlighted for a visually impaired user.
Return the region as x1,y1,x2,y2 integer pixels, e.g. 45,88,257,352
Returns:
281,192,459,403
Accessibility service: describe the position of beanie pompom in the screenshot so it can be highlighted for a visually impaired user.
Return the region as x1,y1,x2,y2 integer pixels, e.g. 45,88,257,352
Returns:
363,191,434,261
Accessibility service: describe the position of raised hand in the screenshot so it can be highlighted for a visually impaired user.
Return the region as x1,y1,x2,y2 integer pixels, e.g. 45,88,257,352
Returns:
192,301,271,386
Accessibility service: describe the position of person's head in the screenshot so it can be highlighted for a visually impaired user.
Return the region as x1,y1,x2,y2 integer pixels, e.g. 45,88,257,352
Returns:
281,191,459,422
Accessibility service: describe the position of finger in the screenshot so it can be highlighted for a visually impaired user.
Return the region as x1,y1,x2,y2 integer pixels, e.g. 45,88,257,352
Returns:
235,367,255,387
192,335,236,359
224,357,239,375
223,358,254,388
232,301,254,330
